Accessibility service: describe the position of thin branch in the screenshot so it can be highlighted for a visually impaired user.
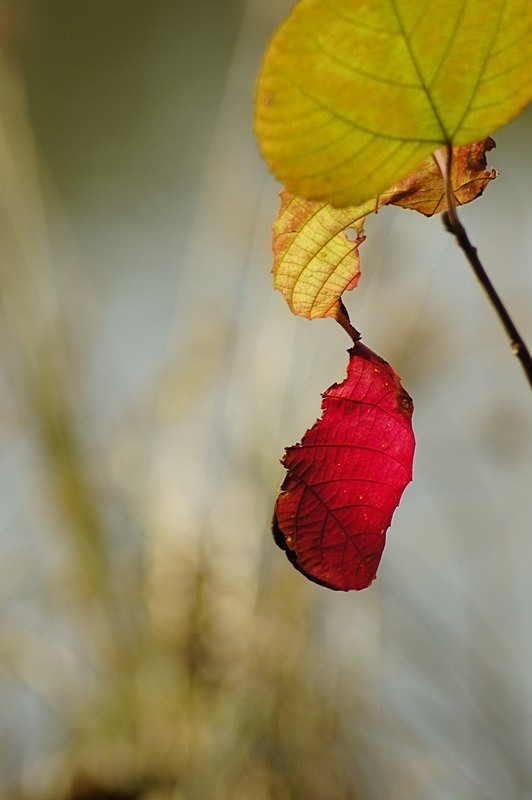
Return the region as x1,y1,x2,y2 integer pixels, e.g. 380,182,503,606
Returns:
434,147,532,389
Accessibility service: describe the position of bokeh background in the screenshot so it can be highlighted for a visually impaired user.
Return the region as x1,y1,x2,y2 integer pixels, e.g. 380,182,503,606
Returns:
0,2,531,799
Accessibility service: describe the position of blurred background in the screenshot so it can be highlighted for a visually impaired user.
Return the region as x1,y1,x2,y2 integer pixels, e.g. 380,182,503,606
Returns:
0,1,530,798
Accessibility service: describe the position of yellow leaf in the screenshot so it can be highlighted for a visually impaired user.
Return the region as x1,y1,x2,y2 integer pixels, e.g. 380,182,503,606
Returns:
382,138,497,215
273,190,373,319
255,0,531,207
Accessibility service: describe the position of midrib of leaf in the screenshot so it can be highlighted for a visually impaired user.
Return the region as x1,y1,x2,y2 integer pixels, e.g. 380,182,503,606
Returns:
389,0,450,140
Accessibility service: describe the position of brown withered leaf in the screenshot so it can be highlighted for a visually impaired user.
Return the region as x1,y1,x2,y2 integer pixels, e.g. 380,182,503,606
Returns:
382,138,497,216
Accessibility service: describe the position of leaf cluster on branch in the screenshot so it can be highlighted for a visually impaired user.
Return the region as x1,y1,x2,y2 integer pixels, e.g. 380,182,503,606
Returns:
254,0,532,590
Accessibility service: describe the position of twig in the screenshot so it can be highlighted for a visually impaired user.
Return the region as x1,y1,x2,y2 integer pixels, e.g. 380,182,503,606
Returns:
434,147,532,390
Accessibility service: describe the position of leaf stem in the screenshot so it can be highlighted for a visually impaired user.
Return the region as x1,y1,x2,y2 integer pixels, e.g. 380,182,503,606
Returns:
336,300,361,345
434,147,532,389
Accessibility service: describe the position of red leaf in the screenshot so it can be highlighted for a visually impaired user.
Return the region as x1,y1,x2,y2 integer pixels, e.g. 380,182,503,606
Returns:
273,344,415,591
